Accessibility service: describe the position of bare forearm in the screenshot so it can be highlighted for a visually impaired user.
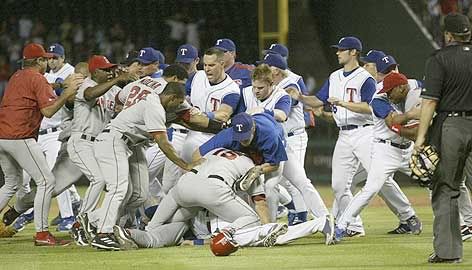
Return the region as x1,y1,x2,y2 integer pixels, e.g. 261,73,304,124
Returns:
400,127,418,141
339,101,371,114
273,109,287,122
260,163,279,174
157,139,190,171
41,94,69,118
299,95,324,108
84,78,119,101
417,99,437,140
254,199,271,224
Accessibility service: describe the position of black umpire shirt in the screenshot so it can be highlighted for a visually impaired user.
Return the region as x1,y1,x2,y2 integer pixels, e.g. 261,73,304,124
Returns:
422,42,472,111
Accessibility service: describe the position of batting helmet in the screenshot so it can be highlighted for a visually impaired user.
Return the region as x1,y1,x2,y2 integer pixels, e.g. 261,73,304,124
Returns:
210,231,239,256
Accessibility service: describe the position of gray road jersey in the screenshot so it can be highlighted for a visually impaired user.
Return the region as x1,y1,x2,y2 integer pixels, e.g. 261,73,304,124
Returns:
71,77,119,136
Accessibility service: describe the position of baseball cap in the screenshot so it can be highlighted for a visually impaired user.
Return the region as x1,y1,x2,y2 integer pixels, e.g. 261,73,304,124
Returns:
378,72,408,94
331,36,363,51
444,13,471,34
135,47,160,64
360,50,386,63
231,112,255,141
376,55,398,74
176,44,198,63
214,38,236,52
23,43,54,60
47,43,65,57
88,55,117,73
263,43,289,58
257,53,287,70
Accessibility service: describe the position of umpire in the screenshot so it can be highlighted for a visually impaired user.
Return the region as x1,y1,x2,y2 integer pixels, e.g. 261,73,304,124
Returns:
415,13,472,264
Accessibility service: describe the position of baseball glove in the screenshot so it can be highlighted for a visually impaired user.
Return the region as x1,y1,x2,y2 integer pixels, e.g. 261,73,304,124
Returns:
409,145,440,187
236,166,263,192
0,222,17,238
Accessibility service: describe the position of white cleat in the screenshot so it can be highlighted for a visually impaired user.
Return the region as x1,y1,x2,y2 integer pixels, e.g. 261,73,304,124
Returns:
113,225,138,250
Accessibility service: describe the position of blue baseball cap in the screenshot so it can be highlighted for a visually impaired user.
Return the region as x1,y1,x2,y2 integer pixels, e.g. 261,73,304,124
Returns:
257,53,287,70
331,36,362,51
376,55,398,74
231,112,254,141
135,47,160,64
263,43,289,58
176,44,198,63
214,38,236,52
48,43,65,57
360,50,386,63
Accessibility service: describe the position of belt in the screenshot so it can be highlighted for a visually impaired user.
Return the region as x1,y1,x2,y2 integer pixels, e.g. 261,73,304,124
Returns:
376,139,411,150
287,129,305,137
102,129,131,145
445,111,472,117
173,128,189,134
339,124,372,131
190,169,225,182
39,127,61,135
80,134,96,141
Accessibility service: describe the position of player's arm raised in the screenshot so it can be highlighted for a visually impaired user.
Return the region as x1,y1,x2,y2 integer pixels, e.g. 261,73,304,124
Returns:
286,87,324,108
41,73,84,118
83,71,139,101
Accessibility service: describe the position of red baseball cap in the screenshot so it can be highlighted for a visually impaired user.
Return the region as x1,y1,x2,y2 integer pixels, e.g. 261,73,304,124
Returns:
379,72,408,94
23,43,54,60
88,55,117,73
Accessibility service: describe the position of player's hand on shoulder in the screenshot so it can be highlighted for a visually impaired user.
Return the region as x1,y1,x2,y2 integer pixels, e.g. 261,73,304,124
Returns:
285,88,300,100
62,73,85,97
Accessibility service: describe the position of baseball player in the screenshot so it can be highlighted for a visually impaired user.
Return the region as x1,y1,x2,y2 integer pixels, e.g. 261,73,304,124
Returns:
180,47,241,163
112,147,334,250
0,43,83,245
67,55,139,227
335,72,423,241
86,82,200,250
194,112,331,224
214,38,253,89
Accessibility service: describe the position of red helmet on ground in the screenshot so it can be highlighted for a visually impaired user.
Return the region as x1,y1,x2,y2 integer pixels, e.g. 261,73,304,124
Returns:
210,231,239,256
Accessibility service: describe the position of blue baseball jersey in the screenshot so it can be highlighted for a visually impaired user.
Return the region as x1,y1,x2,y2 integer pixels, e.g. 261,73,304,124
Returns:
199,112,287,165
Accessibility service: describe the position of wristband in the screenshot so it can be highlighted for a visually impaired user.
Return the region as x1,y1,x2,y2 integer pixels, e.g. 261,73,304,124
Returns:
390,124,402,135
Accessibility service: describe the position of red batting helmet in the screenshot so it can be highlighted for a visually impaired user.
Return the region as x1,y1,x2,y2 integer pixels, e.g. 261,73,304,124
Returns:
210,231,239,256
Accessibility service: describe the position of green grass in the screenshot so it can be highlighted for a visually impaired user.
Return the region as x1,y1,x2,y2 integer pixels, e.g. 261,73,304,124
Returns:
1,186,471,270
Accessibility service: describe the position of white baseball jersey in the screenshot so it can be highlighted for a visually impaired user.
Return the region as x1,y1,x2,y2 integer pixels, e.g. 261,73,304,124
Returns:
41,63,75,130
118,77,168,109
107,93,167,145
241,85,288,113
276,76,305,133
195,148,255,188
190,70,240,113
328,67,374,127
71,77,119,137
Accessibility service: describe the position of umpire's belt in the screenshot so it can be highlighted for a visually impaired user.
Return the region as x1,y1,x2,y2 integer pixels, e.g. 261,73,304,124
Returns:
102,129,132,145
80,134,95,141
375,139,411,150
190,169,225,182
339,124,372,131
445,111,472,117
39,127,61,135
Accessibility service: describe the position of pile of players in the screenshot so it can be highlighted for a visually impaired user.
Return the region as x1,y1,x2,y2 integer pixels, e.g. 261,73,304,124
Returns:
1,35,472,257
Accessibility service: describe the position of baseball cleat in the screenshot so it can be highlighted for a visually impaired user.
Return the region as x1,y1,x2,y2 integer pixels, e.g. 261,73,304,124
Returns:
2,207,21,226
13,211,34,232
428,253,462,264
345,229,365,237
276,205,288,219
56,216,76,232
262,223,288,247
113,225,138,250
34,231,71,246
387,223,412,234
287,211,296,226
321,215,335,245
461,225,472,242
292,211,308,225
406,215,422,235
70,225,89,246
77,213,97,243
91,233,121,251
